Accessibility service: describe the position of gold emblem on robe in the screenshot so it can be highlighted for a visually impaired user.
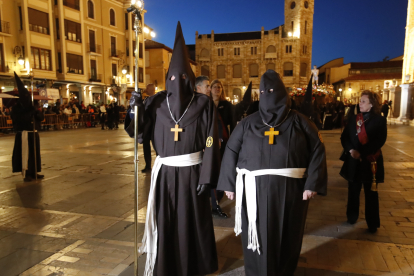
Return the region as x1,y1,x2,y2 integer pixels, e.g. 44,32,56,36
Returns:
206,136,213,147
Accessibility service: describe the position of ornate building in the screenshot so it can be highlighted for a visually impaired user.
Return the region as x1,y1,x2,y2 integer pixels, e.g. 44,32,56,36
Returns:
403,0,414,84
195,0,314,99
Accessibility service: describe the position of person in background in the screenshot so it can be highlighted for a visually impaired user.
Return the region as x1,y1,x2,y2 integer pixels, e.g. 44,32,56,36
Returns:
99,103,106,130
196,76,228,219
340,90,387,233
381,100,389,118
113,102,120,129
141,83,156,172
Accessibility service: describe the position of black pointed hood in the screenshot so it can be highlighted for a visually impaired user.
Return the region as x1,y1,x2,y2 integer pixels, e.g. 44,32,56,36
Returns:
259,70,291,126
165,22,195,119
300,75,314,118
14,72,32,108
242,82,252,103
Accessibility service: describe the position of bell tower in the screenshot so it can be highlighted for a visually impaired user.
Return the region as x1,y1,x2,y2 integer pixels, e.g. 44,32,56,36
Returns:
285,0,314,40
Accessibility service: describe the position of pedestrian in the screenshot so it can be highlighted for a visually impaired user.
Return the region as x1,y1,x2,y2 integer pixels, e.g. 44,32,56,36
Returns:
340,90,387,233
99,103,106,130
125,22,220,276
195,75,228,218
11,72,45,182
381,100,389,118
106,104,114,130
141,83,156,172
217,69,327,276
113,102,120,129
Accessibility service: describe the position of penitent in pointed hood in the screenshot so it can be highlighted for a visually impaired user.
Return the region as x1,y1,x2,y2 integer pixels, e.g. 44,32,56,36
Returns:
300,75,314,118
14,71,32,108
242,81,252,103
259,70,291,126
165,21,195,119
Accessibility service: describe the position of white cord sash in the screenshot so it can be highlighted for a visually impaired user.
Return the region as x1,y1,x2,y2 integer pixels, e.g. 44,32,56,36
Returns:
235,167,307,255
139,151,203,276
21,130,37,178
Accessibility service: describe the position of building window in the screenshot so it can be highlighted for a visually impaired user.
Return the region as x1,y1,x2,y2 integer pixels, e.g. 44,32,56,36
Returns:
31,47,51,71
234,48,240,56
291,1,296,9
87,0,94,19
233,88,241,98
90,60,97,80
19,7,23,30
217,65,225,79
28,8,50,35
286,45,292,53
63,0,80,10
110,9,115,26
64,20,81,42
218,48,224,56
201,65,209,77
111,36,117,56
283,62,293,76
266,45,276,53
249,63,259,78
139,42,143,58
300,63,307,77
291,21,294,32
233,64,242,78
200,48,209,58
112,63,117,83
302,45,308,54
139,67,143,83
305,21,307,34
360,84,365,90
125,13,128,30
251,47,257,55
89,30,96,52
0,44,5,73
304,1,309,8
56,19,60,39
66,53,83,74
266,63,275,71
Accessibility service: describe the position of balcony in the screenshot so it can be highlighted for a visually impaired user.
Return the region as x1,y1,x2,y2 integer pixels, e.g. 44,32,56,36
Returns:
265,53,277,59
89,73,102,82
0,21,11,34
88,44,101,54
66,32,81,43
63,0,80,10
29,24,49,35
110,49,123,58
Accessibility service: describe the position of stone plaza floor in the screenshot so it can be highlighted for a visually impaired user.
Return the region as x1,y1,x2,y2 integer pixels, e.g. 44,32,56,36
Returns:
1,124,414,276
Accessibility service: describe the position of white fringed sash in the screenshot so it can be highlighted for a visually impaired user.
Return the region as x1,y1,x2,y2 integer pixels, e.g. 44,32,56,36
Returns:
139,151,203,276
235,167,307,255
21,130,37,178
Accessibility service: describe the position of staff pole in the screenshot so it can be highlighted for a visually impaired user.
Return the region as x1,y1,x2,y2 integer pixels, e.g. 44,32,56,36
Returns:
133,6,142,276
30,69,37,182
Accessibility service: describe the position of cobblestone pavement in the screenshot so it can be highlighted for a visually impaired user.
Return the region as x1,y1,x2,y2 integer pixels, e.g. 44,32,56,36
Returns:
1,124,414,276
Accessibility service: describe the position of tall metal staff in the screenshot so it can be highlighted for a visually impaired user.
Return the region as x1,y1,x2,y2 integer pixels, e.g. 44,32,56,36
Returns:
30,69,37,181
127,1,144,275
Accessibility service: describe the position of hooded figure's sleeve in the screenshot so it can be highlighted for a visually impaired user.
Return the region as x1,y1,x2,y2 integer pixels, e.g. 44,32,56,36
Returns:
199,99,221,188
298,114,328,195
216,121,244,192
124,94,157,143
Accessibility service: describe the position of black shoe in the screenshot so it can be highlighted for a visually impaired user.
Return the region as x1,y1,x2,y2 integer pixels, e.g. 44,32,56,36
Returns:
212,206,228,219
141,168,151,173
35,174,44,179
368,227,377,233
347,219,357,225
24,176,33,182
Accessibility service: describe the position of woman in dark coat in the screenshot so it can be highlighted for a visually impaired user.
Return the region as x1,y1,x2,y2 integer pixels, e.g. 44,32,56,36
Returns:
340,90,387,233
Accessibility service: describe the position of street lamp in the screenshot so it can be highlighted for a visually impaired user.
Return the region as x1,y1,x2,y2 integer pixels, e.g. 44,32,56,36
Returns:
122,66,128,75
18,56,25,66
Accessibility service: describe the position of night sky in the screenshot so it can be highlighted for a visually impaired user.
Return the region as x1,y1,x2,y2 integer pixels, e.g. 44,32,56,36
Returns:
143,0,408,67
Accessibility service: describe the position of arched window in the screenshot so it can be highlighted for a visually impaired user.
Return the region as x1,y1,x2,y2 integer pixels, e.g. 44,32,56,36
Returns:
233,64,242,78
87,0,94,19
110,9,115,26
300,63,307,77
200,48,209,57
217,65,225,79
266,63,275,71
266,45,276,53
249,63,259,78
233,88,242,99
283,62,293,76
201,65,209,77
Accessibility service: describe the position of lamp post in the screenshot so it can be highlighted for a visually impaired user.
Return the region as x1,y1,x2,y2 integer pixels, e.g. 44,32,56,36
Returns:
127,1,144,275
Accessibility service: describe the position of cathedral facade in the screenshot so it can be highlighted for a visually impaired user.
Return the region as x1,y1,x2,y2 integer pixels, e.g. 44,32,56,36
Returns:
195,0,314,99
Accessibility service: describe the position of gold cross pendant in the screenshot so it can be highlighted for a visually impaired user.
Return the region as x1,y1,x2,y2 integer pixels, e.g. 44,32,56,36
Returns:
171,124,183,141
264,127,279,144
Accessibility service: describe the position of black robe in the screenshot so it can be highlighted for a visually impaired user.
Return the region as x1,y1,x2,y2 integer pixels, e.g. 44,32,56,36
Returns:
217,110,327,276
126,91,220,276
340,112,387,183
11,104,43,176
233,100,259,125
